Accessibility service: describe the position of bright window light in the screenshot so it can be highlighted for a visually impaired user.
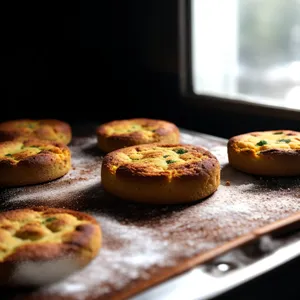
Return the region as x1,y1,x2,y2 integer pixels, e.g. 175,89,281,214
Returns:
191,0,300,110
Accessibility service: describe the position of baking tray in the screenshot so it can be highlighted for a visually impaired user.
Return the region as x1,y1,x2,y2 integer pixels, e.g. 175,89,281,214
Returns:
1,122,300,300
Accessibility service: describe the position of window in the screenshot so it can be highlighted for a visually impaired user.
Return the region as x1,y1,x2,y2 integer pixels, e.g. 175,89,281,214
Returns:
190,0,300,111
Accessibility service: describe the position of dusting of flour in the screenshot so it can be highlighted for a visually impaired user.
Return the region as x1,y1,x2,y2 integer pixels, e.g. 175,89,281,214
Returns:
1,128,300,300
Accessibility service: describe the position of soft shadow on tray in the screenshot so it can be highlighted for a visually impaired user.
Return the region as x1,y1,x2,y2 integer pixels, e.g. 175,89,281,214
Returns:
0,182,203,226
81,143,104,157
221,163,300,193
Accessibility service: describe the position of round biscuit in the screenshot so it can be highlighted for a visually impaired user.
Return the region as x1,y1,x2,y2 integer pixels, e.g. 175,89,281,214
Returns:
0,206,102,287
0,139,71,187
227,130,300,176
101,143,220,204
0,119,72,145
96,118,180,153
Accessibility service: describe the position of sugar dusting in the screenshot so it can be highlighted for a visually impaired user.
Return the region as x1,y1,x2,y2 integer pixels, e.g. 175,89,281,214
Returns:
1,128,300,300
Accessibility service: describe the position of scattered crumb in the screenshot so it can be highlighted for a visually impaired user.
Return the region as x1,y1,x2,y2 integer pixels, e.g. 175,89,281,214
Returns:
225,180,231,186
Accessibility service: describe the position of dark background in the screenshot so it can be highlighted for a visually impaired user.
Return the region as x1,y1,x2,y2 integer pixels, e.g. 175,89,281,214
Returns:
0,0,299,139
0,1,299,299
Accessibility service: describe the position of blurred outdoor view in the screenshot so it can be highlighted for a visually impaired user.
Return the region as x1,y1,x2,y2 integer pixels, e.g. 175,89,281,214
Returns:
192,0,300,109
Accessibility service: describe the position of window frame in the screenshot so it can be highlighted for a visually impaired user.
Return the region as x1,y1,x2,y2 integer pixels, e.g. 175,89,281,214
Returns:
178,0,300,121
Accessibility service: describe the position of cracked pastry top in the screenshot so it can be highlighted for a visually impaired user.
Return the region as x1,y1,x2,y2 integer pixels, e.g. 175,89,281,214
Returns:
227,130,300,176
0,207,102,286
0,119,72,145
0,139,71,187
96,118,180,153
101,143,220,204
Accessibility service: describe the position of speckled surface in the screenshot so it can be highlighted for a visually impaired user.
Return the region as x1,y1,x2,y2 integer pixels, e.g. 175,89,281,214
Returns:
1,124,300,300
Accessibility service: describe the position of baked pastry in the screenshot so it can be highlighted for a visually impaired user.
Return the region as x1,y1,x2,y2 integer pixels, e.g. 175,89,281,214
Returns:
0,139,71,187
0,119,72,144
227,130,300,176
96,118,180,153
101,143,220,204
0,206,102,287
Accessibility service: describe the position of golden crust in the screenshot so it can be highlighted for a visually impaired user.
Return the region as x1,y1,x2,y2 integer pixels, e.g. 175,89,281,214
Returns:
0,207,101,286
227,130,300,176
0,139,71,187
96,118,180,153
0,119,72,145
101,143,220,204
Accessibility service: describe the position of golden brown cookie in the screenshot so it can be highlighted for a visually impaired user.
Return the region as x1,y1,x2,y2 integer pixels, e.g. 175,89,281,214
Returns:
227,130,300,176
0,139,71,187
101,143,220,204
0,206,102,287
96,118,180,153
0,119,72,145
